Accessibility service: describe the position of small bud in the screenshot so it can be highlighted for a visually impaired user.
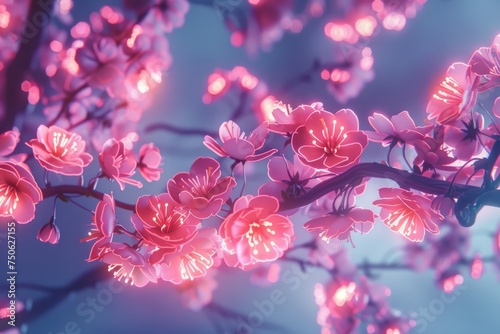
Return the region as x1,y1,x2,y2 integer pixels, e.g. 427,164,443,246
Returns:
37,219,60,244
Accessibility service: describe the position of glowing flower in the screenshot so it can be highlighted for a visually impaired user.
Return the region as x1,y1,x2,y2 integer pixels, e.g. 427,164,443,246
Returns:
99,138,142,190
131,193,200,251
267,102,323,135
291,109,367,172
27,125,92,176
137,143,163,182
143,0,190,33
204,121,277,162
219,195,294,267
373,188,442,242
0,129,19,157
0,162,43,224
367,111,432,146
82,193,116,262
155,227,219,283
168,157,236,219
426,62,479,125
304,208,374,246
102,243,157,287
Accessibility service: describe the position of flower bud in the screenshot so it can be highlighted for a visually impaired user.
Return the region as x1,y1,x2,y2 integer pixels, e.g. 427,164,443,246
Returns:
37,219,60,244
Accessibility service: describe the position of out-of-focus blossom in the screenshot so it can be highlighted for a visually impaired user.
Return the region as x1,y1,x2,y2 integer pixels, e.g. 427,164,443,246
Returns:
0,162,42,224
366,311,414,334
137,143,163,182
204,121,277,162
75,37,127,95
436,269,464,293
131,193,200,255
168,157,235,219
268,102,323,135
228,0,293,54
140,0,190,33
304,208,374,246
27,125,93,176
322,47,374,104
99,138,143,190
250,262,281,286
373,188,441,242
291,109,367,172
427,62,479,125
36,219,61,244
177,270,218,311
102,242,157,287
470,253,483,280
367,111,432,146
219,195,294,267
156,228,219,283
0,128,26,163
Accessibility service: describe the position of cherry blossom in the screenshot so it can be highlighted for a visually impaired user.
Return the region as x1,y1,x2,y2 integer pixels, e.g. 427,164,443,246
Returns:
99,138,143,190
0,162,43,224
258,156,316,215
137,143,163,182
27,125,93,176
219,195,294,267
267,102,323,135
168,157,236,219
304,208,375,246
469,34,500,89
373,188,442,242
141,0,190,33
102,242,157,287
204,120,277,162
426,62,479,125
291,108,367,172
131,193,200,254
177,270,218,311
155,227,219,284
367,111,432,146
0,128,26,163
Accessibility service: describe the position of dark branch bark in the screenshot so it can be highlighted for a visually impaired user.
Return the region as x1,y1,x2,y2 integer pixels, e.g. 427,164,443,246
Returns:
278,162,500,212
1,0,55,133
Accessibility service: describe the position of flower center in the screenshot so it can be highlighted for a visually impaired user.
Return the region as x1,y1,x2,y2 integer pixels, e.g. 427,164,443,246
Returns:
0,184,18,215
245,220,277,255
52,131,78,157
308,118,348,155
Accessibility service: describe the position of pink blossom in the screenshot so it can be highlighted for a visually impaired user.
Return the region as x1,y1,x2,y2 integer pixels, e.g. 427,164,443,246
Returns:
493,97,500,119
373,188,442,242
27,125,93,176
291,109,367,172
204,121,277,162
102,243,157,287
82,193,116,262
177,270,218,311
131,193,200,252
0,162,43,224
268,102,323,135
469,34,500,89
427,62,479,125
155,227,219,283
219,195,294,267
142,0,190,33
413,126,457,170
99,138,143,190
367,111,432,146
304,208,374,246
168,157,236,219
137,143,163,182
442,114,483,161
36,220,60,244
258,156,316,215
0,128,26,163
75,37,127,94
0,129,19,157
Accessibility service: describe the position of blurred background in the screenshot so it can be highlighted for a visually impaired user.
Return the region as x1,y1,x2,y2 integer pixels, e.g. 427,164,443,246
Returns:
4,0,500,333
